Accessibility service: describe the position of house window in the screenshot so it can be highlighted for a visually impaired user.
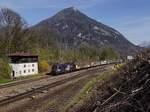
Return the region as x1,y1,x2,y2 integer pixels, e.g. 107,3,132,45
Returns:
32,69,34,72
24,70,26,73
28,69,30,73
24,65,26,68
32,64,34,67
20,71,22,74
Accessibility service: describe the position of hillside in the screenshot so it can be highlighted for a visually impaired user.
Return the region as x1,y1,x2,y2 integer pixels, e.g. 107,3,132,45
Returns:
34,7,139,56
95,49,150,112
67,49,150,112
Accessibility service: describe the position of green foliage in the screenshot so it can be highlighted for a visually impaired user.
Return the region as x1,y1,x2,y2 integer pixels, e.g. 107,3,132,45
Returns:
79,42,99,60
0,79,11,84
38,60,50,72
99,48,119,60
37,46,100,64
35,45,120,65
0,58,11,79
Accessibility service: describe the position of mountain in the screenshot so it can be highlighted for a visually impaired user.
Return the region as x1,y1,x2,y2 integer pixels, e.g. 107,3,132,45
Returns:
139,41,150,48
34,7,139,55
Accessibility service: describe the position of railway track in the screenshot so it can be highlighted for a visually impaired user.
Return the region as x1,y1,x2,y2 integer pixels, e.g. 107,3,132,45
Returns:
0,75,49,89
0,64,109,107
0,63,117,89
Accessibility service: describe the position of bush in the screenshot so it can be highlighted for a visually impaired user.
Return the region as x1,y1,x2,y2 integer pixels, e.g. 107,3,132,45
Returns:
0,58,11,79
38,60,50,72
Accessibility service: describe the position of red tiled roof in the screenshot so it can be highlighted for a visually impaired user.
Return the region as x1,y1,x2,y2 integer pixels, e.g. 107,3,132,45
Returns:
8,52,38,57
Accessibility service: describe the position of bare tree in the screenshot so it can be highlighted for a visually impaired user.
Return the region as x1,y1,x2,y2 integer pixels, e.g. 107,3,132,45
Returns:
0,7,30,55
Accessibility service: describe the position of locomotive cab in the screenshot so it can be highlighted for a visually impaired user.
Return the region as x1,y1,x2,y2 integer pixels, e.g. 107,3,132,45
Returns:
51,63,76,75
51,64,62,75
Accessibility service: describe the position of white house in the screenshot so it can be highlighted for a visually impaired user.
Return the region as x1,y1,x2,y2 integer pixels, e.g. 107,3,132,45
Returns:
127,55,134,60
8,53,38,77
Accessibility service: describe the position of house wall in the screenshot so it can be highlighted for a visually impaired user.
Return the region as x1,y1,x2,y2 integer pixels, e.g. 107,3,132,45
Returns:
10,62,38,77
127,56,134,60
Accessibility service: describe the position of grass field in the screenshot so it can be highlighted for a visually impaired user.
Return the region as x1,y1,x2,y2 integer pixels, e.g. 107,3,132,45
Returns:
0,79,12,84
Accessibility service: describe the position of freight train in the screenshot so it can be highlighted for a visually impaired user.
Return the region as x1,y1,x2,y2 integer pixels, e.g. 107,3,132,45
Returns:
49,60,122,75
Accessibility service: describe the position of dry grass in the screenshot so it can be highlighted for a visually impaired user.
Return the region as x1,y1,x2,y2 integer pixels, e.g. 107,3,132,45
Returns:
65,68,115,111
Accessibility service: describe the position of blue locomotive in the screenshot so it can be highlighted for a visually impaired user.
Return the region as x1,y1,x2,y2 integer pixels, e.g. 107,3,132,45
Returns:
51,63,76,75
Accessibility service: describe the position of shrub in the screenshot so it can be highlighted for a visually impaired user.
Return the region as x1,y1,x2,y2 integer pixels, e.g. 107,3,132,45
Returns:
38,60,49,72
0,58,11,79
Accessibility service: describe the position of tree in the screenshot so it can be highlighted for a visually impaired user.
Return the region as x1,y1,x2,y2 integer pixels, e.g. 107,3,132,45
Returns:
0,58,11,79
99,48,119,60
0,8,32,54
78,42,100,61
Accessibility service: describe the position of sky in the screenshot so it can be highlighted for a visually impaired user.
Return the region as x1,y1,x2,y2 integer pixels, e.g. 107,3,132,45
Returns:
0,0,150,45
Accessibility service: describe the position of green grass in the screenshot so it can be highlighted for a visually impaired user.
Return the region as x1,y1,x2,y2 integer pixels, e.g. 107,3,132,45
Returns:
0,79,12,84
14,73,44,80
0,73,45,84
